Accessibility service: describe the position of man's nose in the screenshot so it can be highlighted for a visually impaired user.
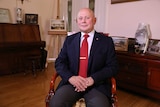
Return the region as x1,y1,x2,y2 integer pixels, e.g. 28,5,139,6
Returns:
82,18,86,22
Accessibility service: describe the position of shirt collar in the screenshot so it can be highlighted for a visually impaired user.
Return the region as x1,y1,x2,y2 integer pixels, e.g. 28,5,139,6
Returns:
81,30,95,38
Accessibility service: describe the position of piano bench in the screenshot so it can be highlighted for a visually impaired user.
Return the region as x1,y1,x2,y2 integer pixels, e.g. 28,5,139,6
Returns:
25,55,42,77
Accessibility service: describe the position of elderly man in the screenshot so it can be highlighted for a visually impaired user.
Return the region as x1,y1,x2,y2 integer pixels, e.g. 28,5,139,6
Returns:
49,8,118,107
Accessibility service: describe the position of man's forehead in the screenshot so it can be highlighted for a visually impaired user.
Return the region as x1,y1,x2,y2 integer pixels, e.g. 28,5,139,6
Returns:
78,11,92,17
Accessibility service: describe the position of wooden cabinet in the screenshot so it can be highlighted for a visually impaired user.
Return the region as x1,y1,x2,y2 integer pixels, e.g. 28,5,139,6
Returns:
148,61,160,91
116,51,160,100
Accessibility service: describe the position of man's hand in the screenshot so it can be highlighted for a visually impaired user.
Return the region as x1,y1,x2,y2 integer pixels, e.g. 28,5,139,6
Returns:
68,76,94,92
69,76,88,92
86,77,94,86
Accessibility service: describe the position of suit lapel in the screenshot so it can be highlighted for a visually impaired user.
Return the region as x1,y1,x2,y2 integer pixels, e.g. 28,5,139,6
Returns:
88,32,101,70
73,32,81,72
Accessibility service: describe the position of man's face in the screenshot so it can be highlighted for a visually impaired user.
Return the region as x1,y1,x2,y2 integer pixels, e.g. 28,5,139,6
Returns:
76,9,96,33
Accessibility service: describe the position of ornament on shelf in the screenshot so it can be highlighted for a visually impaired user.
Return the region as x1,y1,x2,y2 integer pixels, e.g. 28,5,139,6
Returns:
16,8,23,24
135,23,151,54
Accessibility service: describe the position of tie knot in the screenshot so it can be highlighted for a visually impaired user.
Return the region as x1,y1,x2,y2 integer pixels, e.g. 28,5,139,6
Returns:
84,34,89,38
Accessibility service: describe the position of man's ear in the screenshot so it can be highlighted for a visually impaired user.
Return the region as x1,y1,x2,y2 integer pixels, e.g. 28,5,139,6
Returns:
76,18,78,23
94,17,97,24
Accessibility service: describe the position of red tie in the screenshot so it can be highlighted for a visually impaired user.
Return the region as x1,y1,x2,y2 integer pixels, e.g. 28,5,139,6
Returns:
79,34,89,77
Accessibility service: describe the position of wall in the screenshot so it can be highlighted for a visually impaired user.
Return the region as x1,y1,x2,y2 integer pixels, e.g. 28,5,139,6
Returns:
0,0,160,43
107,0,160,39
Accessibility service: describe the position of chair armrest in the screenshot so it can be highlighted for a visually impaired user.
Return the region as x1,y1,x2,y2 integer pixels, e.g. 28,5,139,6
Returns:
50,72,59,91
45,72,59,107
111,77,118,107
111,77,116,94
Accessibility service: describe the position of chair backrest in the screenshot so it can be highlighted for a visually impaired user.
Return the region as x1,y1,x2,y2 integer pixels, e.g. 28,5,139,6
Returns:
45,71,118,107
99,32,109,37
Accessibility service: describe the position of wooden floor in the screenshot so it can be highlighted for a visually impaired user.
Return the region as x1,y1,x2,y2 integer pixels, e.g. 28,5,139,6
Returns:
0,62,160,107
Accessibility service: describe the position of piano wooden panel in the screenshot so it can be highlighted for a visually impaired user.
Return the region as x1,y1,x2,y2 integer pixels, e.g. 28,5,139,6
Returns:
0,23,46,75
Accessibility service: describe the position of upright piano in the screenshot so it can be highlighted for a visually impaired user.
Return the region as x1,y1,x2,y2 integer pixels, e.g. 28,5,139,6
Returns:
0,23,46,75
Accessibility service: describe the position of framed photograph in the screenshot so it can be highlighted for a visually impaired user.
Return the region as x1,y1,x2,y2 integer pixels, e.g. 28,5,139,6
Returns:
111,36,128,51
25,14,38,24
50,19,66,31
111,0,141,4
0,8,11,23
146,39,160,57
128,38,136,52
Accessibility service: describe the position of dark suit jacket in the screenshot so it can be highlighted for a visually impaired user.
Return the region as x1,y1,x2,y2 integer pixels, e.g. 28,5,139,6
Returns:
55,31,118,97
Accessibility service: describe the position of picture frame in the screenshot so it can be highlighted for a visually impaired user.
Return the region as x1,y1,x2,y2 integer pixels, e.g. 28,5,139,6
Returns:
0,8,11,23
111,36,128,51
25,14,38,24
50,19,66,31
128,38,136,52
111,0,140,4
146,39,160,57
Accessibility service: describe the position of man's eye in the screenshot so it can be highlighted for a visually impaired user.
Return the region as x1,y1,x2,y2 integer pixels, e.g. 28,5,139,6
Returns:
78,18,82,20
86,17,90,19
78,17,90,20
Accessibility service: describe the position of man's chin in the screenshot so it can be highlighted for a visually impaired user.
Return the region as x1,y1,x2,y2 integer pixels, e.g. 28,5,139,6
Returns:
80,28,89,33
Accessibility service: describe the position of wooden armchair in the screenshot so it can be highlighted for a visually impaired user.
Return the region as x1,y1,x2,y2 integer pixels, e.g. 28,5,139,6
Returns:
45,72,118,107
